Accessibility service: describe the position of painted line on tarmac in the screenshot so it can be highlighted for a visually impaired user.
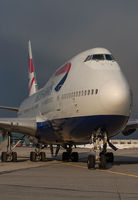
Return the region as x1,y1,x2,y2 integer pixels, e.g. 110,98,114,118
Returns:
61,162,87,169
60,162,138,178
97,169,138,178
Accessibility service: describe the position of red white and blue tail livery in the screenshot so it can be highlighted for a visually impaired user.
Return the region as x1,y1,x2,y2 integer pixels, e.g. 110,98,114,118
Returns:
28,40,38,96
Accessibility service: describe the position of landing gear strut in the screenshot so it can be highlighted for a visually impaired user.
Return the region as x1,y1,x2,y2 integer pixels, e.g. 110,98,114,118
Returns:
87,129,114,169
30,144,46,162
62,144,79,162
1,133,24,162
50,144,60,158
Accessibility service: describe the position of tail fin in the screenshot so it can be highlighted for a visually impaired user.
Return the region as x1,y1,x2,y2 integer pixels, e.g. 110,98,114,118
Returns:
28,40,38,96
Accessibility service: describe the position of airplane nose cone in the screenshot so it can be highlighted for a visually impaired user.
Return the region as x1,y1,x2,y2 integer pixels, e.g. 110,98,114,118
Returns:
100,80,131,116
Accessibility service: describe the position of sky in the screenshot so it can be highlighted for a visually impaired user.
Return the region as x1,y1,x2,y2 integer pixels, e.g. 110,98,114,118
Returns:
0,0,138,138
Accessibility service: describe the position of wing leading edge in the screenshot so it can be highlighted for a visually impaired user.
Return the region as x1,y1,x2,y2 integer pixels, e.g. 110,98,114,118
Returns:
0,118,36,136
0,106,19,112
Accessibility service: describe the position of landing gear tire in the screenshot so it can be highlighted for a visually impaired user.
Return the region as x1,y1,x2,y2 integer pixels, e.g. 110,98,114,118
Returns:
105,152,114,163
30,152,36,162
40,152,46,161
87,154,95,169
12,152,17,162
71,152,79,162
62,152,70,161
1,151,18,162
1,152,7,162
99,154,107,169
1,133,19,162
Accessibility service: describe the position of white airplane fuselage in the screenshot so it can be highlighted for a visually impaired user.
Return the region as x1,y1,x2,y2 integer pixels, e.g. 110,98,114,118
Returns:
18,48,131,145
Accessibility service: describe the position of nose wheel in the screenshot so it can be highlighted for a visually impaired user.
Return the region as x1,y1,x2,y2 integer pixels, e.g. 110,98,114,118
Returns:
87,153,108,169
99,154,107,169
87,154,95,169
87,129,114,169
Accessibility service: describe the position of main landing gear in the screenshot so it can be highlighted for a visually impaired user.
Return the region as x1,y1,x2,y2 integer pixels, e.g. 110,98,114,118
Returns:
1,133,25,162
62,144,79,162
87,129,114,169
50,144,61,158
30,145,46,162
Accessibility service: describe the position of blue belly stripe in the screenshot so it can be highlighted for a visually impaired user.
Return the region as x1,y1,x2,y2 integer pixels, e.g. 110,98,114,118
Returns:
36,115,129,143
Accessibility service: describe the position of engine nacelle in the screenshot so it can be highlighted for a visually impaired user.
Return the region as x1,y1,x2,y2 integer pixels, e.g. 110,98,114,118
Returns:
122,128,136,136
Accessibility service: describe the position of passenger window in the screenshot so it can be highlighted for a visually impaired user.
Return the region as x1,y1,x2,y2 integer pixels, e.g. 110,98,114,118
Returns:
95,89,98,94
85,90,87,95
91,89,94,95
88,90,90,95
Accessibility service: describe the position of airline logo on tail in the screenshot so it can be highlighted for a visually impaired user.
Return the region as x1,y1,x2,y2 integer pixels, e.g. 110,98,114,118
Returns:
28,40,38,96
55,62,71,92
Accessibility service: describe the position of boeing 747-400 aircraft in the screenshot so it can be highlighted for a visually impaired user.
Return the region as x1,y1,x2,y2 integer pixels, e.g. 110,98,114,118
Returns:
0,41,137,169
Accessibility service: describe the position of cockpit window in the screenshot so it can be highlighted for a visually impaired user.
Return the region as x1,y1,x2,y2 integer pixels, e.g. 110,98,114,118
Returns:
84,55,92,62
84,54,115,62
92,54,104,60
105,54,115,61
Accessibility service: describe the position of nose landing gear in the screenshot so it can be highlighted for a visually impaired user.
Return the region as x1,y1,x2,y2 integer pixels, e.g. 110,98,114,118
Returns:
87,129,114,169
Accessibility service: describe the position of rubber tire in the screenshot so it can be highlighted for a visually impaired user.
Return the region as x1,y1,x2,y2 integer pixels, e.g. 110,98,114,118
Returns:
12,152,17,162
62,152,70,161
30,152,36,162
1,152,7,162
100,154,107,169
106,152,114,163
71,152,79,162
87,154,95,169
40,152,46,161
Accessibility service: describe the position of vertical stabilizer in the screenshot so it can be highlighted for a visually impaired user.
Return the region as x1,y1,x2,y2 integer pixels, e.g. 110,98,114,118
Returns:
28,40,38,96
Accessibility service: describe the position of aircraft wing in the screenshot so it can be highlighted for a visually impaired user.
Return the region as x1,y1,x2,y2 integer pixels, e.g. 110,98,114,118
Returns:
0,106,19,112
122,119,138,136
0,118,36,137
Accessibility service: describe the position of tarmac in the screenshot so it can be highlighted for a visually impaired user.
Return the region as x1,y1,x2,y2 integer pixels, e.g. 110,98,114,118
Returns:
0,147,138,200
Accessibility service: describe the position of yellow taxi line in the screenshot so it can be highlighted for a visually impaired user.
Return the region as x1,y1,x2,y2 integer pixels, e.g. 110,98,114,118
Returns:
97,169,138,178
61,162,87,169
60,161,138,178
